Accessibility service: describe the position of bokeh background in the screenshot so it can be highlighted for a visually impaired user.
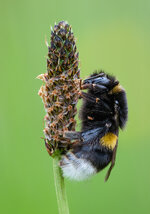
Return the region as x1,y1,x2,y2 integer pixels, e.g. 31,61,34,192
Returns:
1,0,150,213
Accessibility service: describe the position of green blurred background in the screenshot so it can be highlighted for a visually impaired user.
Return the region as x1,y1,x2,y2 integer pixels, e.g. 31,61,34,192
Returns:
1,0,150,213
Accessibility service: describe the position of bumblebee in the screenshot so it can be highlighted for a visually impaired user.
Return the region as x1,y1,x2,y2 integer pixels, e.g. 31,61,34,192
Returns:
60,71,128,181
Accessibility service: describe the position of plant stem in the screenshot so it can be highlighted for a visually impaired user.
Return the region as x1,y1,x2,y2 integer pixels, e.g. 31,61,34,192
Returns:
53,156,70,214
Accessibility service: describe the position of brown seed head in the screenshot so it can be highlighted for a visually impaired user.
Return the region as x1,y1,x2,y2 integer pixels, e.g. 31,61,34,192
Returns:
38,21,81,156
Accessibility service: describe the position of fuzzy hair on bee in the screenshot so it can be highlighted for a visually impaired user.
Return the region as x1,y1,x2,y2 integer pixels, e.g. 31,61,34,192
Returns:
60,71,128,181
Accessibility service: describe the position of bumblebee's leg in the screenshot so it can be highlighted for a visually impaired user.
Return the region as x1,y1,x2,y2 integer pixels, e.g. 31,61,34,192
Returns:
82,83,107,91
81,83,108,94
79,91,98,103
105,140,118,181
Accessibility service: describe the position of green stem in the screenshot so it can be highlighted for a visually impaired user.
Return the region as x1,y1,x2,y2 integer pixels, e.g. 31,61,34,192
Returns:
53,156,70,214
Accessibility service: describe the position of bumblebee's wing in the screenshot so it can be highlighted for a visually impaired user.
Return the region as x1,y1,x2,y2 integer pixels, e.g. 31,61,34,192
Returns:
64,125,110,143
105,139,118,182
81,126,109,143
64,131,82,140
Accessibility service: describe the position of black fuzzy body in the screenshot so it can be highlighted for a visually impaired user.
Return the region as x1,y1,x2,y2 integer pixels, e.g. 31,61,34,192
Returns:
60,71,128,180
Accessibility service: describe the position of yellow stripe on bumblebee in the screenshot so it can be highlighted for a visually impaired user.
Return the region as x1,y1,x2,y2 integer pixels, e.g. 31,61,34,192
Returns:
100,133,118,150
109,84,124,94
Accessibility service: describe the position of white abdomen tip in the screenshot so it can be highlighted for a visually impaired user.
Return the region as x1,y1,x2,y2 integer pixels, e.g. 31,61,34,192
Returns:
60,152,97,181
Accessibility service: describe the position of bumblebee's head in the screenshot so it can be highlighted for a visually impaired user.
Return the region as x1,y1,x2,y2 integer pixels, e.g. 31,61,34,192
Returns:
83,71,119,90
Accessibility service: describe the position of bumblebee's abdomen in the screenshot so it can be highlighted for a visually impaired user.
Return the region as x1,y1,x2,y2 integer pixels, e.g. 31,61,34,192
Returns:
60,147,112,181
92,150,112,171
60,151,97,181
75,148,112,172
